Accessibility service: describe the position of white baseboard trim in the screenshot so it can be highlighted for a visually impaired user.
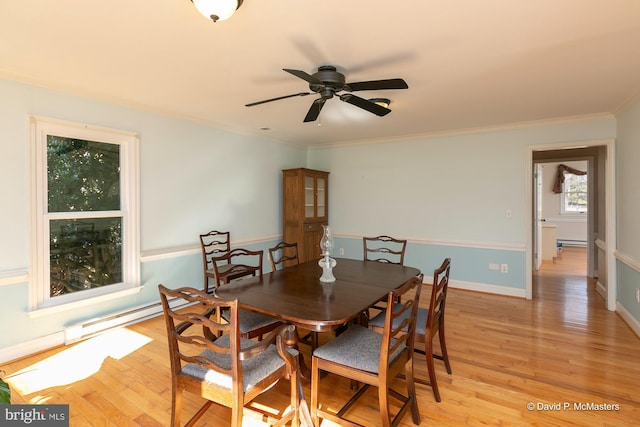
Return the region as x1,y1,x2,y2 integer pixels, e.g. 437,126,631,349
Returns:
64,297,188,344
616,302,640,338
423,276,526,298
596,280,607,300
0,332,64,364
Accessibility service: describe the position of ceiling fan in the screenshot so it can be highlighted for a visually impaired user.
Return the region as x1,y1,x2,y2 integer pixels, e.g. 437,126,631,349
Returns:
245,65,409,122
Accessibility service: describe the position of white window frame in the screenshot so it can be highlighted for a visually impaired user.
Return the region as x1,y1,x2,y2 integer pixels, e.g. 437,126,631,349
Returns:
560,172,588,214
29,116,140,313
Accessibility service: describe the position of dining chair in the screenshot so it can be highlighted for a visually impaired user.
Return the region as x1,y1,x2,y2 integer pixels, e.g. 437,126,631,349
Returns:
364,235,408,312
268,241,300,272
363,235,407,265
210,247,263,287
310,274,424,427
369,257,452,402
212,248,283,340
199,230,258,294
157,285,301,427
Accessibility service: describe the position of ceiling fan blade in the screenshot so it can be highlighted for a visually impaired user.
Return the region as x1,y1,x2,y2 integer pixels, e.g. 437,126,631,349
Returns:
346,78,408,91
284,68,323,85
340,94,391,116
304,98,326,122
245,92,311,107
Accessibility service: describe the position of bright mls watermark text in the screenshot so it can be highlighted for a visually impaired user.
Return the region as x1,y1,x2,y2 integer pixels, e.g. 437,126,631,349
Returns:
1,405,69,426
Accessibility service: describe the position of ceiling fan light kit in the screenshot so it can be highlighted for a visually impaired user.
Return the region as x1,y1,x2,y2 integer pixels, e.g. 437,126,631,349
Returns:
369,98,391,108
246,65,408,122
191,0,243,22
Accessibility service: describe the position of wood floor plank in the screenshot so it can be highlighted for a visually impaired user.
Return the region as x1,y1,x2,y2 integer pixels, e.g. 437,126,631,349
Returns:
83,390,140,427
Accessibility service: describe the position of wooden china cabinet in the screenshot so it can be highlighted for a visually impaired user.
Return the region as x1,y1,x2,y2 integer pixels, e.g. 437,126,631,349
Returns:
282,168,329,264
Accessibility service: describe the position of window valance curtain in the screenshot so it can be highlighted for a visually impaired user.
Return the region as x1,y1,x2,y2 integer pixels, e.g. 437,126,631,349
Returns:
553,164,586,194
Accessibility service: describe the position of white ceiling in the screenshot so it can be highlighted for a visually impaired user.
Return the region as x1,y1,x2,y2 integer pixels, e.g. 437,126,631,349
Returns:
2,0,640,147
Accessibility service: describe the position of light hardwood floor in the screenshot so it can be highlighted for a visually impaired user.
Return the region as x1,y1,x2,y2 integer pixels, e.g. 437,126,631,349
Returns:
3,247,639,426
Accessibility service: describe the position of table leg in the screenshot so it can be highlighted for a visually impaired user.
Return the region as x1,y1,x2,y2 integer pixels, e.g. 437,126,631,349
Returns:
282,325,313,426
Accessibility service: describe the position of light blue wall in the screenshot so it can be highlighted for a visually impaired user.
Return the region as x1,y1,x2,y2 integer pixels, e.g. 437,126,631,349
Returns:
616,101,640,323
0,78,306,352
331,236,525,292
309,118,617,292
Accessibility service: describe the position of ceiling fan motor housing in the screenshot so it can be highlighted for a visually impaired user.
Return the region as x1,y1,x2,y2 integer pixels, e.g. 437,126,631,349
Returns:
310,65,346,97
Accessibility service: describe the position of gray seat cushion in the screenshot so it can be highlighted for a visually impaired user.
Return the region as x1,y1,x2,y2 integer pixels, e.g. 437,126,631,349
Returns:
221,309,281,334
369,304,427,336
182,334,297,392
312,325,405,374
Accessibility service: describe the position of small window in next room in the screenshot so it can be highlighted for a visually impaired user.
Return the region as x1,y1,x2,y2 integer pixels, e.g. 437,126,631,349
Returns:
561,172,587,214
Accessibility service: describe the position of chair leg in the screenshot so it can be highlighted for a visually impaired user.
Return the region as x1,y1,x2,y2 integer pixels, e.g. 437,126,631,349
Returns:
290,368,300,427
378,386,392,427
424,339,441,403
171,387,182,427
230,403,243,427
405,361,421,424
310,357,320,426
439,325,452,374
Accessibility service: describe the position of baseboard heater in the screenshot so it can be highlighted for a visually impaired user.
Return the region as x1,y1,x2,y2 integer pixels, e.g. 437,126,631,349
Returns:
63,297,191,345
557,239,587,247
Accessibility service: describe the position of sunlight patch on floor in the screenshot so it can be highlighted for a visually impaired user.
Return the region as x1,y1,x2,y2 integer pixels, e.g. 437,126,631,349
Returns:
6,328,152,396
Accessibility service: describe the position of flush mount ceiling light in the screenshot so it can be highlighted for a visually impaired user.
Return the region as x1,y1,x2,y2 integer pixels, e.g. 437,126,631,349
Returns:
191,0,243,22
369,98,391,108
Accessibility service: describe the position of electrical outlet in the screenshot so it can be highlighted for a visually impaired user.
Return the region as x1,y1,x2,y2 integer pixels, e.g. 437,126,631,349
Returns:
339,248,345,256
636,288,640,303
500,264,508,273
489,263,500,271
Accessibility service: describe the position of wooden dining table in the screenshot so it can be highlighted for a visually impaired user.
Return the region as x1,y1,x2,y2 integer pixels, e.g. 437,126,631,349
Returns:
214,257,421,424
214,257,422,333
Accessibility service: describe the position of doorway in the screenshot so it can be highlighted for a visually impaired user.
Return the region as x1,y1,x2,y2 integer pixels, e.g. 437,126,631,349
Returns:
525,140,617,311
533,159,590,276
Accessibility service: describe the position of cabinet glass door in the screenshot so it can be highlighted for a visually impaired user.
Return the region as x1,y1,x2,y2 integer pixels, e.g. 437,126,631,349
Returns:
316,176,326,218
304,176,315,218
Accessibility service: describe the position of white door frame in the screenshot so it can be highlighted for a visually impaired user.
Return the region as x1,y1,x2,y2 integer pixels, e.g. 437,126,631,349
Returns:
525,139,616,311
534,164,543,271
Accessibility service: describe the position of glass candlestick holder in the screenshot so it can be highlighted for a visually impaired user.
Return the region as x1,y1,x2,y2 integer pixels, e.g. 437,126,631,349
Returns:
319,225,336,283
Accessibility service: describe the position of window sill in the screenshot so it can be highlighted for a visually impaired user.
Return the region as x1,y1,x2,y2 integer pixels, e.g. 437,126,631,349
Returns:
27,285,144,319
